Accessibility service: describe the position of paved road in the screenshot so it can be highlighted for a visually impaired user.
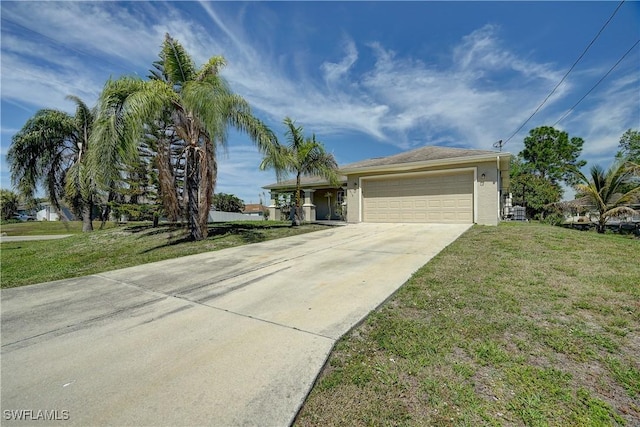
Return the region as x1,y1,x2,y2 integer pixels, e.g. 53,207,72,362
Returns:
1,223,470,426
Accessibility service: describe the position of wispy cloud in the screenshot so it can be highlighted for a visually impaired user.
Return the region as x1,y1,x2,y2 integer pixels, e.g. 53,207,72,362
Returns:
1,1,637,199
322,38,359,85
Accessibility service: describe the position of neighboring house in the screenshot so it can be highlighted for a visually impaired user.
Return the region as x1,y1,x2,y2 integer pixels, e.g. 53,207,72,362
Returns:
264,145,511,226
36,203,59,221
243,204,267,217
35,202,74,221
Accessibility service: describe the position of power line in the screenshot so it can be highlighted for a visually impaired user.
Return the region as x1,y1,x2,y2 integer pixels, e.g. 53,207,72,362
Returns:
552,39,640,127
502,0,626,145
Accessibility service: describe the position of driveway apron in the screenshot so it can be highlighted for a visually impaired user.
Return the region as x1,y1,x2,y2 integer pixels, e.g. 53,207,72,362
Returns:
1,223,470,426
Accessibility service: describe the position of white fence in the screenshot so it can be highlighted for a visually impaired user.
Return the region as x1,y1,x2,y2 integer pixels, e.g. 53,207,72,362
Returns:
208,210,264,222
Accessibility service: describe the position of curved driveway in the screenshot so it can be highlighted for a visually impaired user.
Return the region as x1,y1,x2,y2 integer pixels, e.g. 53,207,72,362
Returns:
1,223,470,426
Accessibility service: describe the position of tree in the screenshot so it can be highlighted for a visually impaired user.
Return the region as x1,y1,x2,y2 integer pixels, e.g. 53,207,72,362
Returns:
212,193,245,213
0,189,20,220
91,34,278,240
571,159,640,233
7,97,97,231
615,129,640,196
509,156,562,219
616,129,640,163
260,117,339,225
521,126,587,186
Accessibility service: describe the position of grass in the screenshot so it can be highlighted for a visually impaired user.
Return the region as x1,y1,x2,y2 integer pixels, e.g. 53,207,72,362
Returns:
295,223,640,426
0,220,329,288
0,220,120,235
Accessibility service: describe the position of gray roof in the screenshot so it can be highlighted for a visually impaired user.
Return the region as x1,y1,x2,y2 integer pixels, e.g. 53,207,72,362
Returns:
263,174,347,190
341,145,502,170
263,145,508,190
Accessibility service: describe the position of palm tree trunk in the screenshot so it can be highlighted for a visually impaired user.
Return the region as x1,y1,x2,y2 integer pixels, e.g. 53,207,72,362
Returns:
81,201,93,232
156,139,180,222
186,147,204,241
195,143,215,239
100,190,116,229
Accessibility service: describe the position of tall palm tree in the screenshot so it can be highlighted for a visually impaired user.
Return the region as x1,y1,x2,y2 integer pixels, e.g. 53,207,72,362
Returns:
91,34,277,240
260,117,340,225
8,96,96,231
572,159,640,233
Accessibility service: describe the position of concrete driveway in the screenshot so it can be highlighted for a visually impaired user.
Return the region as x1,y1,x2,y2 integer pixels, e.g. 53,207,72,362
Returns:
1,223,470,426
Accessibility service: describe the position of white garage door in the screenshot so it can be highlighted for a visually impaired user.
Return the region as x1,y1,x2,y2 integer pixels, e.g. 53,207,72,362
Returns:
362,172,473,223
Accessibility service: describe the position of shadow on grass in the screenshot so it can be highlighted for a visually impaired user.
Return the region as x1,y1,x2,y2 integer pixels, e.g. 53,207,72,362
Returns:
138,222,293,254
122,223,186,236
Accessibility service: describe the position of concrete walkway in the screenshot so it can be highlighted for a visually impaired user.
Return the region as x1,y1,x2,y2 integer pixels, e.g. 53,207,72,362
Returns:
1,223,470,426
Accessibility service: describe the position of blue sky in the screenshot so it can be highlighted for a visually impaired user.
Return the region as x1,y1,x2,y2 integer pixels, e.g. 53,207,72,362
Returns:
1,1,639,204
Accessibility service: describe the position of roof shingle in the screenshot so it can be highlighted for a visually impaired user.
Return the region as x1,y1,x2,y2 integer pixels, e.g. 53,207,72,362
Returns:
341,145,500,170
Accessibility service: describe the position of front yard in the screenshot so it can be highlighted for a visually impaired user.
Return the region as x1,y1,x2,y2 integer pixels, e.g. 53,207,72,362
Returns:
0,221,328,288
296,223,639,426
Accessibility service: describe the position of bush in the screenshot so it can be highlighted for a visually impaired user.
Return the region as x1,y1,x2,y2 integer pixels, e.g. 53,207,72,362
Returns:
542,212,565,226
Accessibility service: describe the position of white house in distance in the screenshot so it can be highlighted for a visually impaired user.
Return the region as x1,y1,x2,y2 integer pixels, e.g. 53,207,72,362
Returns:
36,203,60,221
264,145,511,226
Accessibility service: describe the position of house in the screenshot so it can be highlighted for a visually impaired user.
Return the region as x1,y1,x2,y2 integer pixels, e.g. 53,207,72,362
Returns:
242,204,267,217
36,203,59,221
264,145,511,226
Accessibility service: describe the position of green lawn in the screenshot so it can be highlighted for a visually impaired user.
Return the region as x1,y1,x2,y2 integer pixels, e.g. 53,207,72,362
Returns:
0,221,328,288
0,220,119,235
295,223,639,426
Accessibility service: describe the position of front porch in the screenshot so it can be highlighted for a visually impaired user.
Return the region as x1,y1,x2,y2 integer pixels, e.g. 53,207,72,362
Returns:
266,186,347,223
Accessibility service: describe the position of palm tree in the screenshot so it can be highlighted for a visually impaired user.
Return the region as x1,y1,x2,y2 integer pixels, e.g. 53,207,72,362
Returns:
0,189,20,220
8,96,96,231
91,34,277,240
572,159,640,233
260,117,340,225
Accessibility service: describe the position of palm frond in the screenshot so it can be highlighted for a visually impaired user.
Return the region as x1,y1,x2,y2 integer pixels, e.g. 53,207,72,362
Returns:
180,78,229,145
7,109,76,207
90,77,175,189
284,117,305,149
161,33,196,86
196,56,226,81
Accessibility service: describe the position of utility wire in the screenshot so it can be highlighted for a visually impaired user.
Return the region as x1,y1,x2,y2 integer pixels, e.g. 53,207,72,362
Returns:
502,0,626,145
553,39,639,126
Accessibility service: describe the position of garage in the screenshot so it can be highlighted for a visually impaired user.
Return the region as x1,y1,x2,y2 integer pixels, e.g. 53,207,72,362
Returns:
362,171,474,223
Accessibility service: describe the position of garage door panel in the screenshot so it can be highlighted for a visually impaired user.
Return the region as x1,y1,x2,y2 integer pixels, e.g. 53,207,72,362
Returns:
363,172,473,224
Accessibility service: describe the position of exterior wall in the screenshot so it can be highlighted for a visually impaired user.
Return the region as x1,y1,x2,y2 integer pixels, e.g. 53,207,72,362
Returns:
345,180,361,223
475,161,500,226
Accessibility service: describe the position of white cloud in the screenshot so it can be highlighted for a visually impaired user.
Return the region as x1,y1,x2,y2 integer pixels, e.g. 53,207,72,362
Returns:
321,38,358,85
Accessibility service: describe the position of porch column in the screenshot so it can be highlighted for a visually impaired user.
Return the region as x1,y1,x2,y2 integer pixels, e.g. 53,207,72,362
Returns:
302,189,316,222
268,191,280,221
340,186,348,221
